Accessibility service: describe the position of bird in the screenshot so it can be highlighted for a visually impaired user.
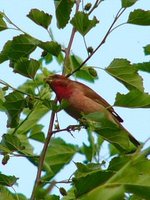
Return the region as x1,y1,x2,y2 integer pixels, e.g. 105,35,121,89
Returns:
45,74,140,152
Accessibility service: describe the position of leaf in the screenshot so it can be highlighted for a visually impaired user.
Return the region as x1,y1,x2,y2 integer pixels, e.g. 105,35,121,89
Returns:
0,186,27,200
27,9,52,29
14,58,41,79
121,0,137,8
3,91,26,128
74,148,150,200
1,134,25,152
0,13,7,31
39,41,61,56
71,11,99,36
70,55,98,82
54,0,74,28
29,124,45,142
133,62,150,73
106,59,144,92
0,34,39,63
143,44,150,55
0,174,18,187
45,138,77,174
114,90,150,108
83,112,138,152
128,9,150,26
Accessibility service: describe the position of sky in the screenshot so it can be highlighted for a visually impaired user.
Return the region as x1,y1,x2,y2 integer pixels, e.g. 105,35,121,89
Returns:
0,0,150,198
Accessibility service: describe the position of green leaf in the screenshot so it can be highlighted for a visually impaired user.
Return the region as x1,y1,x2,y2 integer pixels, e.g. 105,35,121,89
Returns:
70,55,98,82
29,124,45,142
39,41,61,56
45,138,77,174
0,34,39,63
74,163,113,197
0,13,7,31
106,59,144,92
128,9,150,26
114,90,150,108
133,62,150,73
1,134,25,152
71,11,99,36
0,174,18,187
3,91,26,128
143,44,150,55
75,148,150,200
54,0,74,28
0,186,27,200
14,58,41,79
27,9,52,29
121,0,137,8
83,112,138,152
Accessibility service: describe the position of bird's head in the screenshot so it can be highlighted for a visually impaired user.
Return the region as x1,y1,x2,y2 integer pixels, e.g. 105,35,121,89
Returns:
45,74,72,100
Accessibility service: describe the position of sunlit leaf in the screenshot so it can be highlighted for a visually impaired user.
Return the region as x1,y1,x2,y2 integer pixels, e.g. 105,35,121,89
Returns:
14,58,41,79
128,9,150,26
39,41,61,56
3,91,26,128
0,13,7,31
27,9,52,29
71,11,99,36
0,34,39,63
121,0,137,8
114,90,150,108
106,59,144,92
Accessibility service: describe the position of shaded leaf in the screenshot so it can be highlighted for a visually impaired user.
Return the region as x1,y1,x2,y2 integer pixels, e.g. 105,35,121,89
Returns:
75,148,150,200
0,34,39,63
83,112,138,152
70,55,98,82
106,59,144,92
1,134,25,152
3,91,26,128
14,58,41,79
0,174,18,187
45,138,77,174
0,13,7,31
121,0,137,8
54,0,74,28
114,90,150,108
39,41,61,56
128,9,150,26
71,11,99,36
143,44,150,55
27,9,52,29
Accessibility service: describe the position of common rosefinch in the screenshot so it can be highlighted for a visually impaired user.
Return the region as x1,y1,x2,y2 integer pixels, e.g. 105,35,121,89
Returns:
45,74,140,152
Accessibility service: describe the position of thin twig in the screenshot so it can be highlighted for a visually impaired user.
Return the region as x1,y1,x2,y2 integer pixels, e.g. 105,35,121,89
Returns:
67,8,126,77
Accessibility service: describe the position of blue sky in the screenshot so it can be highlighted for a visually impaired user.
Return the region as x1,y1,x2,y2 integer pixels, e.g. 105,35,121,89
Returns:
0,0,150,197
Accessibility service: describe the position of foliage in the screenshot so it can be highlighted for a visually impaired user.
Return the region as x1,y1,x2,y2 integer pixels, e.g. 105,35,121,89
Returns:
0,0,150,200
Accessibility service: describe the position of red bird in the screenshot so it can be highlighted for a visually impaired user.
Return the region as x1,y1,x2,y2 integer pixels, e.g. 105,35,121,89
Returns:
45,74,140,152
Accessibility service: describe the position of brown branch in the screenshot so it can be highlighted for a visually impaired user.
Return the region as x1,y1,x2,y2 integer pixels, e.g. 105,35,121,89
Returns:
66,8,126,77
30,99,57,200
63,0,81,74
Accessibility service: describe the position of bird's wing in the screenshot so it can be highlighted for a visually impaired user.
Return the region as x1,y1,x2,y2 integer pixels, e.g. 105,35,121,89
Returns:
76,82,123,123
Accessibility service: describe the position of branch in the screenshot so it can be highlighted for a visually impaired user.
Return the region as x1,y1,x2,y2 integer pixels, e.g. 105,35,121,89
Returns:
67,8,126,77
63,0,81,74
30,99,57,200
